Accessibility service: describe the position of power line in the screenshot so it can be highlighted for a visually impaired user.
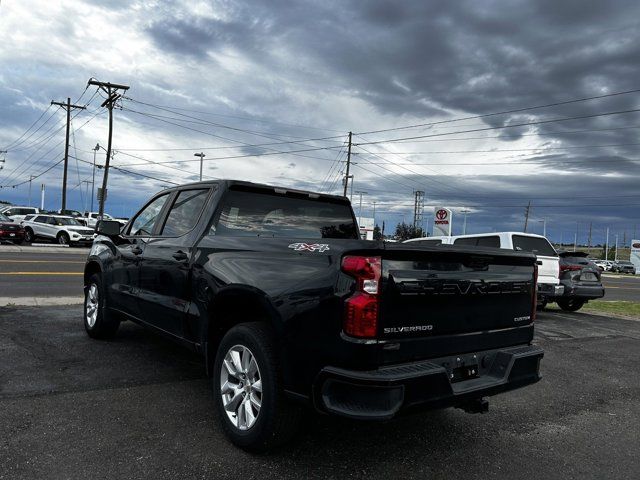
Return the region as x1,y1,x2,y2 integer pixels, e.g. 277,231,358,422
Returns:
355,107,640,146
355,87,640,135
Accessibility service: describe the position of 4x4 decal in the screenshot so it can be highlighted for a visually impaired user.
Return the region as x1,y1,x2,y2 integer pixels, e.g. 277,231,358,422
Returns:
288,243,330,253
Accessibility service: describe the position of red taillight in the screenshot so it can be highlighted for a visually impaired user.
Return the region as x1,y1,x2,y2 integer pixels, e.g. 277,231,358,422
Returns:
531,263,538,322
342,256,381,338
560,265,581,272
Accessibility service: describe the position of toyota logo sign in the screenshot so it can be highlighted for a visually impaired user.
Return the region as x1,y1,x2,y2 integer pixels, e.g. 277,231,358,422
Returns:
436,209,448,220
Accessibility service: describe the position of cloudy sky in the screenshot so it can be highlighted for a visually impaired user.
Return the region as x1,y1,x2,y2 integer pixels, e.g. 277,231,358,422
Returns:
1,0,639,244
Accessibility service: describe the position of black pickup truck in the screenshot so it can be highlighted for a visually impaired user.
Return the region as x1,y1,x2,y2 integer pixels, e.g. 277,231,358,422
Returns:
85,180,543,451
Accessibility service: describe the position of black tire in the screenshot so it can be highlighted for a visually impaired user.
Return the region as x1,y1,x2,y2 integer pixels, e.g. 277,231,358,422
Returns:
213,322,302,452
57,232,70,245
557,298,586,312
84,273,120,339
24,228,34,243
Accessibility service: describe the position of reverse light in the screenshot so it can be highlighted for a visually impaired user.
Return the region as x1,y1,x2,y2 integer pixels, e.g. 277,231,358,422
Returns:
341,256,382,338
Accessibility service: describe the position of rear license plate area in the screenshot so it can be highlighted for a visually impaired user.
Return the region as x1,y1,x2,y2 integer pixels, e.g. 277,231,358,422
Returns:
581,272,597,281
451,364,479,383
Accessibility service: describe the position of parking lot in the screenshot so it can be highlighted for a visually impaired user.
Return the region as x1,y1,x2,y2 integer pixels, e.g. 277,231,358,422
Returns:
1,300,639,479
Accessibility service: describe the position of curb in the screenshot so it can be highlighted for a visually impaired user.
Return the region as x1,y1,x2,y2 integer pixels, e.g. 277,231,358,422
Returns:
0,297,84,307
0,245,90,254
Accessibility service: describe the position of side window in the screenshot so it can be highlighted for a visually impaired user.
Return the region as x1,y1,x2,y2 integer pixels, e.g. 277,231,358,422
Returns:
453,237,479,246
476,236,500,248
47,217,58,225
160,189,209,237
128,194,170,236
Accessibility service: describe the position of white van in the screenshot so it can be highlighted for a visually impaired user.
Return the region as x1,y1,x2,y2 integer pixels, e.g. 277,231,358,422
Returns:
404,232,563,302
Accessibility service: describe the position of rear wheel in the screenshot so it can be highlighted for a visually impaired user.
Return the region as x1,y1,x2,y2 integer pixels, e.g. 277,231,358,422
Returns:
557,298,585,312
213,322,302,452
537,300,548,310
84,273,120,338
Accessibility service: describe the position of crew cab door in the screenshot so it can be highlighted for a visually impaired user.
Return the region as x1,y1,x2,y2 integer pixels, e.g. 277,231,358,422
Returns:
138,188,212,338
109,193,172,318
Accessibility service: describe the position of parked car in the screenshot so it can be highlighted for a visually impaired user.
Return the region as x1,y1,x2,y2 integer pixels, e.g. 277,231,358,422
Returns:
84,180,543,451
611,260,637,274
22,214,96,245
547,252,605,311
405,232,563,305
0,212,25,244
0,205,40,223
82,211,127,229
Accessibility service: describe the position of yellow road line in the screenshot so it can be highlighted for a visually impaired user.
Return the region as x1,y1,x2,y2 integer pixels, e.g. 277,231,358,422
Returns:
0,272,83,275
0,260,85,264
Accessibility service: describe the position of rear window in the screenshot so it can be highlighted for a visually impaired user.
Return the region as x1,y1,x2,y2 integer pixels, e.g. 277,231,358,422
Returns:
213,190,358,239
453,236,500,248
512,235,557,256
409,239,442,246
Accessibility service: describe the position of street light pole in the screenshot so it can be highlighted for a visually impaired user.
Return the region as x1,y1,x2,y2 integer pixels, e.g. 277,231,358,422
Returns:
355,190,367,226
460,208,471,235
615,234,619,262
28,175,36,207
194,152,206,181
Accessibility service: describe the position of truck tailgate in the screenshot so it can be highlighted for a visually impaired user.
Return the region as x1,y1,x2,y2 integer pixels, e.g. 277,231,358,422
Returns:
379,246,536,340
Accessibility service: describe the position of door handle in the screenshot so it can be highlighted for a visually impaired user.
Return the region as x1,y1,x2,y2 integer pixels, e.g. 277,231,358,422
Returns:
131,246,143,255
173,250,189,261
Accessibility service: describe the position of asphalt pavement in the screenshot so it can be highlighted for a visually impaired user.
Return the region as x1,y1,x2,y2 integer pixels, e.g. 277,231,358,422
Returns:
0,306,638,479
0,248,638,303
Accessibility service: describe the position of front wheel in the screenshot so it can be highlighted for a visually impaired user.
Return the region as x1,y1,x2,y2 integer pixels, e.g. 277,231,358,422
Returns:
84,273,120,338
557,298,586,312
24,228,34,243
213,322,302,452
57,232,70,245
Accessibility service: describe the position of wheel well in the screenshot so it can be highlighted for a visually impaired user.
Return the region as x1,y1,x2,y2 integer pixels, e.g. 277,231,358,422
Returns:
84,261,101,286
57,231,69,238
205,291,276,372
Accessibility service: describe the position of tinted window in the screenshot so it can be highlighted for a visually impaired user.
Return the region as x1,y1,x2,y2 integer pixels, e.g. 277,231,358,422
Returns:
213,190,358,239
129,194,169,236
54,217,82,226
512,235,557,256
34,216,47,223
454,237,480,246
0,213,9,222
161,189,209,237
23,215,34,222
477,236,500,248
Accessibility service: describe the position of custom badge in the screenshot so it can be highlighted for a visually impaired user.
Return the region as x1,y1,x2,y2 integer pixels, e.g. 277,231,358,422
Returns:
288,243,330,253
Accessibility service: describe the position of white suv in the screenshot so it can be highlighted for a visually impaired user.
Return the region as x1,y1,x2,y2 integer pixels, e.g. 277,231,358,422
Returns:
82,211,127,229
22,214,96,245
0,205,40,223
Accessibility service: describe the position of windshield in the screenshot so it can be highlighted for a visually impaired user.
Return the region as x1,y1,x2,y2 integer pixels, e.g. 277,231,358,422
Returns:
54,218,83,226
0,213,10,222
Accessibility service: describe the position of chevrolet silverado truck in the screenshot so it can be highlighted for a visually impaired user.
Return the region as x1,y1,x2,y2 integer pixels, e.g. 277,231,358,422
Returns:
84,180,543,451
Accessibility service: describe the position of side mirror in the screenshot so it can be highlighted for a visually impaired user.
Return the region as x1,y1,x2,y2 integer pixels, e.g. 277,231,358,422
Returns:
96,220,122,237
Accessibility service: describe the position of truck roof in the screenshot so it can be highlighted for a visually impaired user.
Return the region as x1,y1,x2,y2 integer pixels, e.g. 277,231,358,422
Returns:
162,179,350,203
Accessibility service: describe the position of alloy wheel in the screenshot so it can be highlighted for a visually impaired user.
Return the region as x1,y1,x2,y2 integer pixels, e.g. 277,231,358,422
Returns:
85,283,99,328
220,344,262,430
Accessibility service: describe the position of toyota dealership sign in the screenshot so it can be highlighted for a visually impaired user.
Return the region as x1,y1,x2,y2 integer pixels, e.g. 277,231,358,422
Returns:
631,239,640,274
433,207,453,236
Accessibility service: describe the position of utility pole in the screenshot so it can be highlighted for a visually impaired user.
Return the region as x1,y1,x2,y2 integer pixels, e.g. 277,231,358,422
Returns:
87,79,130,217
372,201,377,226
194,152,206,181
588,222,592,249
523,201,531,232
51,98,86,211
343,132,352,197
574,221,579,252
355,190,367,226
28,175,36,207
605,227,609,260
615,234,619,261
91,143,100,213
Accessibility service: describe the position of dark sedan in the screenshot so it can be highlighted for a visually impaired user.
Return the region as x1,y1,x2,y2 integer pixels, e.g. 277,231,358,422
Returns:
0,212,25,244
550,252,605,311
